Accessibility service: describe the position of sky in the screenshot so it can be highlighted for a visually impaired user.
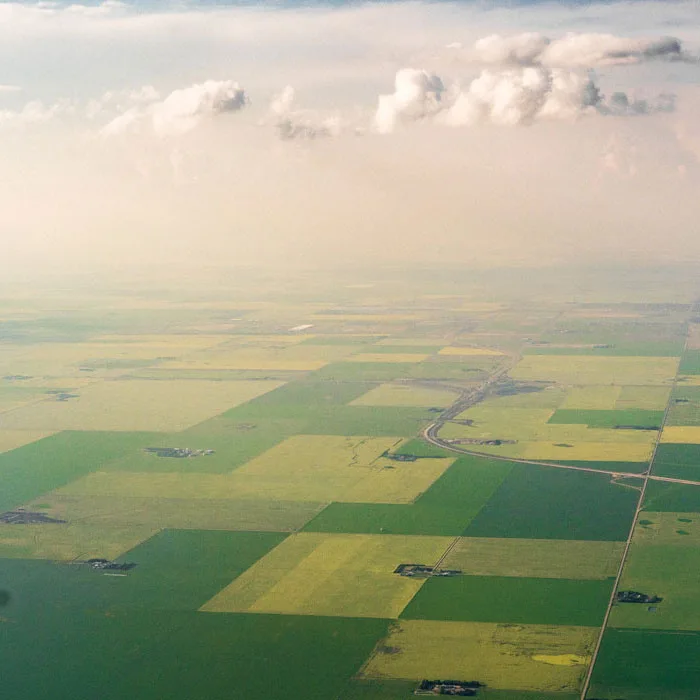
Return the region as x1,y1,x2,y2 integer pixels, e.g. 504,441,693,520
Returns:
0,0,699,275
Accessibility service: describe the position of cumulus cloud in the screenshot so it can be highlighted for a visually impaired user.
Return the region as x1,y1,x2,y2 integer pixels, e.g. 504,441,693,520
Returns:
101,79,247,137
469,32,692,68
0,98,74,128
269,86,342,140
374,69,445,134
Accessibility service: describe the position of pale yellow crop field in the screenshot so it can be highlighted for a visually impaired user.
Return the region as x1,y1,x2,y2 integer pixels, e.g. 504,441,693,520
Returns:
660,426,700,444
511,356,679,385
442,538,624,579
0,523,155,561
438,347,506,356
201,533,451,618
561,386,621,410
615,386,671,411
350,383,459,408
678,375,700,386
347,354,430,363
0,339,229,377
159,344,356,371
376,338,449,347
54,436,454,504
360,620,597,692
0,379,283,432
517,441,653,462
26,494,324,533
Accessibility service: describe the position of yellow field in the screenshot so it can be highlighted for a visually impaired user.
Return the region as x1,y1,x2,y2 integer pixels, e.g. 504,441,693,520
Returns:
311,314,421,322
201,533,451,618
517,441,653,462
360,620,597,692
350,383,459,408
0,379,283,432
25,494,324,533
561,386,621,410
661,426,700,443
0,429,55,454
0,523,155,561
55,436,454,504
347,354,430,363
438,347,506,356
160,344,356,371
615,386,671,411
0,338,229,377
375,338,449,347
687,324,700,350
511,356,679,385
441,538,624,579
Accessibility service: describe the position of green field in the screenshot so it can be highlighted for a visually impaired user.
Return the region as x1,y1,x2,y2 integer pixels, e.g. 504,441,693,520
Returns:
0,598,388,700
679,350,700,375
644,480,700,512
401,575,613,626
589,628,700,699
667,387,700,425
463,464,639,540
548,409,664,429
652,443,700,480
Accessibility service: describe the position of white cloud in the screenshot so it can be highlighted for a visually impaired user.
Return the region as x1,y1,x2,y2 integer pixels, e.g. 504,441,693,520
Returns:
269,85,343,140
468,32,692,68
100,79,247,137
374,69,445,134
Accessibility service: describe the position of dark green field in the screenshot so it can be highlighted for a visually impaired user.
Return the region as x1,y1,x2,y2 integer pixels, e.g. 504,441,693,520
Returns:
651,443,700,480
0,601,388,700
463,464,639,540
548,409,664,429
589,628,700,699
643,480,700,512
400,575,613,626
679,350,700,375
0,431,158,511
304,455,513,535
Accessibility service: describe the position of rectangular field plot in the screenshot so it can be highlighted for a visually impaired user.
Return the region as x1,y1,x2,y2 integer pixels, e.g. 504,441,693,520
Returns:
0,379,284,432
616,385,671,411
349,384,458,408
441,538,624,579
609,544,700,631
660,427,700,443
400,575,612,626
667,387,700,426
360,619,597,693
548,409,664,429
561,386,621,409
651,443,700,480
346,354,430,363
0,597,389,700
632,511,700,547
463,465,639,541
438,347,506,356
679,350,700,375
511,356,679,385
0,522,156,561
201,533,451,618
589,628,700,700
643,481,700,512
23,494,325,532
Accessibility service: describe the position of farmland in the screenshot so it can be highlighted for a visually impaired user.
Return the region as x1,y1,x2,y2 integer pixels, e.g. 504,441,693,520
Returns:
0,266,698,700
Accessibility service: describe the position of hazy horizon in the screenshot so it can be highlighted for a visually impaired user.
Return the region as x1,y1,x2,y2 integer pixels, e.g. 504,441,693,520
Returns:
1,0,699,276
